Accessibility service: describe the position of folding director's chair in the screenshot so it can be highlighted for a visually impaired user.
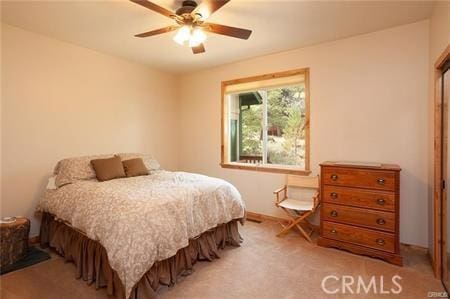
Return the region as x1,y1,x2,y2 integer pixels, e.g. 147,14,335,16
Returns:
273,175,320,242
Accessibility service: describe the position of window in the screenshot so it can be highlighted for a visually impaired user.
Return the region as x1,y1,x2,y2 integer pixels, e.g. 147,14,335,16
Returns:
221,69,310,175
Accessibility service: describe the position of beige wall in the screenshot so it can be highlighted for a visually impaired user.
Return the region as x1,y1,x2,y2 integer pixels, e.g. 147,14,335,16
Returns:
0,22,3,205
178,21,430,247
428,1,450,256
0,19,437,247
1,24,179,236
429,1,450,62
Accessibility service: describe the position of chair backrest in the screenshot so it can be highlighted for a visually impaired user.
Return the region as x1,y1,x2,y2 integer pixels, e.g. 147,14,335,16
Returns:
286,175,319,189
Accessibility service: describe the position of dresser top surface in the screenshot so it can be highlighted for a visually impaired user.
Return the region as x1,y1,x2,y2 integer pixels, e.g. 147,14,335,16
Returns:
320,161,401,171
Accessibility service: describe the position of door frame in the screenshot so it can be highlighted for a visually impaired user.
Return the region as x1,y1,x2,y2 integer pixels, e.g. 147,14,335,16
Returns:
433,44,450,279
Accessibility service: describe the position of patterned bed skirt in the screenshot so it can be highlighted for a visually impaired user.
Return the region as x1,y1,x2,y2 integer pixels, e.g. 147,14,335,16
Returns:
39,212,242,299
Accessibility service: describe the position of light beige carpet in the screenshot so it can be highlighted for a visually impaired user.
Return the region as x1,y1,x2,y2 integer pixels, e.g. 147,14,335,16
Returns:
0,220,444,299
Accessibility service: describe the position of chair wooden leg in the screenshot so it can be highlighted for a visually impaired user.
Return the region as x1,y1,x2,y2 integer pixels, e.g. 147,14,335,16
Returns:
276,220,297,237
276,208,316,243
294,223,312,243
293,223,311,237
276,208,295,236
301,215,315,236
277,217,303,237
278,219,290,228
303,218,314,229
294,212,313,242
277,211,307,241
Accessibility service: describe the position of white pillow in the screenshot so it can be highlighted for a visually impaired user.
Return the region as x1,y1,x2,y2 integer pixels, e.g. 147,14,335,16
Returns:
53,154,114,187
46,176,57,190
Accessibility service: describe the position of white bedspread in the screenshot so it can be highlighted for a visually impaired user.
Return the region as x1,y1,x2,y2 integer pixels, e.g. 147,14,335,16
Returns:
37,171,245,298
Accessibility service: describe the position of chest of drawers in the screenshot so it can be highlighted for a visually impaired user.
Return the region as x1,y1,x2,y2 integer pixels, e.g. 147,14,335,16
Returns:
317,162,402,265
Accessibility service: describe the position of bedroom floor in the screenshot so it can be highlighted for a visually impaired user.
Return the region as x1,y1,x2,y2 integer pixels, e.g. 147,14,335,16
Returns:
0,220,444,299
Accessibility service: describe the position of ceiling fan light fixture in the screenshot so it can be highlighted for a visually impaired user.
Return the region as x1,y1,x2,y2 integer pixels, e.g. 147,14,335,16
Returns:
173,25,191,45
189,28,207,47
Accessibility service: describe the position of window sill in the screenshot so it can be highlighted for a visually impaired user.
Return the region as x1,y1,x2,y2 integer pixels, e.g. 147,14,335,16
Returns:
220,162,312,176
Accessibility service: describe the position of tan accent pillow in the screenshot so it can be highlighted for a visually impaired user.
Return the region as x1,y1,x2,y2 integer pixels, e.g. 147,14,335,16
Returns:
117,153,161,171
122,158,149,177
90,156,126,182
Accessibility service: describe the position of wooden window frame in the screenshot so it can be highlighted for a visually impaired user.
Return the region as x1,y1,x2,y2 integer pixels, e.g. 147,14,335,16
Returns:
220,68,311,176
433,44,450,280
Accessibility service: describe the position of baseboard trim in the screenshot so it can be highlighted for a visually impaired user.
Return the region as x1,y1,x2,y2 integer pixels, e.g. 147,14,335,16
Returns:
246,211,431,253
29,235,40,245
400,242,429,251
246,211,288,224
246,211,320,231
427,247,439,278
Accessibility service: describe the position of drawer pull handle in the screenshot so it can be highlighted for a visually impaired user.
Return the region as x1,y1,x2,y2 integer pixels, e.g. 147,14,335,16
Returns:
377,178,386,185
376,238,385,246
330,210,338,217
376,198,386,205
330,229,337,234
330,192,338,199
330,174,338,181
376,218,386,225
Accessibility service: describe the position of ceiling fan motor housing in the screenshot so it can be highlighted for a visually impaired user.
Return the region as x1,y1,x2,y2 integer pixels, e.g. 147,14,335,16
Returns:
176,0,198,16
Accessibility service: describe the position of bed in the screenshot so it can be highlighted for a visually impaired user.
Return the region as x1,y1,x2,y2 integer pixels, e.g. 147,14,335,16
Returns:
37,153,246,299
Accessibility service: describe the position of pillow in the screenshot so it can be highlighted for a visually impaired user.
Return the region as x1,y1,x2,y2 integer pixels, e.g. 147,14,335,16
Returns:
117,153,161,171
54,154,113,187
122,158,149,177
46,176,57,190
90,156,126,182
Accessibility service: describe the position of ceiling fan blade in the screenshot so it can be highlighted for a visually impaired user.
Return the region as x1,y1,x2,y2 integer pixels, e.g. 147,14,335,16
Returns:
192,0,230,20
130,0,175,19
203,23,252,40
192,43,206,54
135,25,179,38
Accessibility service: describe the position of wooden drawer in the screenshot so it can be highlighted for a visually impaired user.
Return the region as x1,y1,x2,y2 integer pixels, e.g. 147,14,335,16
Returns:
322,185,396,211
322,221,395,253
322,167,396,191
322,203,395,232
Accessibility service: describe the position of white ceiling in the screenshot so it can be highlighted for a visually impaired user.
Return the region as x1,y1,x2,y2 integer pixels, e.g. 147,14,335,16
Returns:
1,0,435,74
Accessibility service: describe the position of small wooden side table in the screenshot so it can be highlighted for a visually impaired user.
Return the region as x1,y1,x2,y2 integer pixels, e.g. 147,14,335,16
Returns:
0,217,30,268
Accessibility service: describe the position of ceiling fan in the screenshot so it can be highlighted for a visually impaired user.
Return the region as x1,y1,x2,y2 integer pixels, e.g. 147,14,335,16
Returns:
130,0,252,54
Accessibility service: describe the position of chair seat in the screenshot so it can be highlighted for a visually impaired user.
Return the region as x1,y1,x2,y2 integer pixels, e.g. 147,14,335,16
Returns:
278,198,314,211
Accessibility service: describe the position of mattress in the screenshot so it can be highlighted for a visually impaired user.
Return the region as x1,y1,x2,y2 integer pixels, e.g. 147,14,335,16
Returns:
37,170,245,298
